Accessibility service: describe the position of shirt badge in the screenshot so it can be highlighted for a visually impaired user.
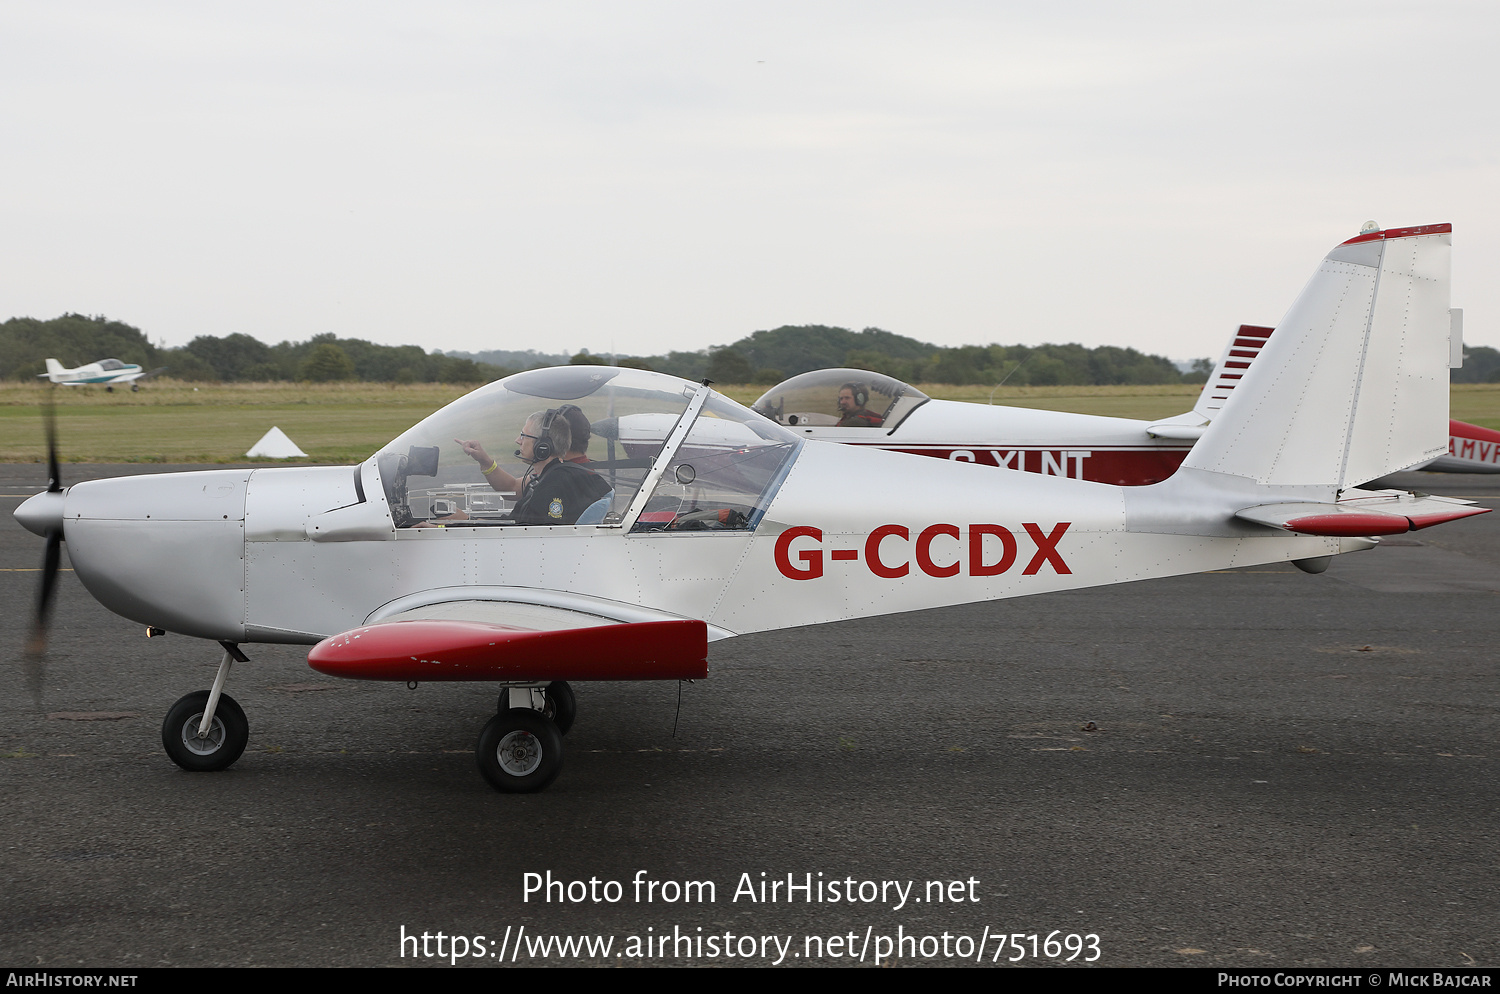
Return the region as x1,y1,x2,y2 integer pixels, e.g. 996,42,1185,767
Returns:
548,497,564,519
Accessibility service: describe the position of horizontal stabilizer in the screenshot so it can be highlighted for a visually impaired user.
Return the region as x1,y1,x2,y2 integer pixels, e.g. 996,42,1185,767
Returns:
308,618,708,681
1146,421,1208,441
1235,491,1487,536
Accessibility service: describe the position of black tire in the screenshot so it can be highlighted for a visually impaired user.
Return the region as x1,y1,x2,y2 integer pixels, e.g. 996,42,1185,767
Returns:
495,682,576,735
543,681,576,735
476,710,563,793
161,691,248,772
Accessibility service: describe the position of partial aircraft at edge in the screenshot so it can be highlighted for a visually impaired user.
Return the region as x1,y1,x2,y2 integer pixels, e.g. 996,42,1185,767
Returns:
752,313,1495,482
38,357,164,391
15,222,1487,793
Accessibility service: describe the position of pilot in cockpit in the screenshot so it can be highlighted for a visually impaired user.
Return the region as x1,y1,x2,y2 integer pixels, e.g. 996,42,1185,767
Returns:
835,382,884,428
453,407,610,525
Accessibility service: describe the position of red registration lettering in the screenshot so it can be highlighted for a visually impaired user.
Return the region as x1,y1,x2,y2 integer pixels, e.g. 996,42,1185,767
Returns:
969,524,1018,576
774,526,824,580
775,522,1072,580
1022,522,1072,575
865,525,909,578
915,524,961,577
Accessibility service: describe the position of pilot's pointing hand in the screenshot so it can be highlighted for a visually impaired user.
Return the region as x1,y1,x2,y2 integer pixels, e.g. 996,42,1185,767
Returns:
456,438,490,466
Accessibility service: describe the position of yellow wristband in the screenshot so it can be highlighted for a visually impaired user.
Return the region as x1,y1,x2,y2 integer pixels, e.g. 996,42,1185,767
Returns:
482,460,498,475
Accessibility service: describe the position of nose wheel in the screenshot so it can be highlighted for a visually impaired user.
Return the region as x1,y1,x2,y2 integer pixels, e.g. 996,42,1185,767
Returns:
476,708,563,793
161,644,250,773
162,690,249,772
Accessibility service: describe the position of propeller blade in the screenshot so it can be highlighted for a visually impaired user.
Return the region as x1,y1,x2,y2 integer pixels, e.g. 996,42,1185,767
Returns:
43,387,60,493
23,388,63,700
23,530,61,696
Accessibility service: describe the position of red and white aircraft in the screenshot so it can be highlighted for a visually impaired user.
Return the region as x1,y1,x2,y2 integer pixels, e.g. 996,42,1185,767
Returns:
16,222,1485,793
753,316,1489,483
1420,420,1500,473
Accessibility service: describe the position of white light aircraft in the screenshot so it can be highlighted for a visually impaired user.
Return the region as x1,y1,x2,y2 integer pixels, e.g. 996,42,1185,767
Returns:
38,357,162,391
16,222,1486,793
753,306,1485,482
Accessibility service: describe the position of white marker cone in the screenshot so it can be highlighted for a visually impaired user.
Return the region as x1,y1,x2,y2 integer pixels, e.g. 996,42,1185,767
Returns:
246,426,308,458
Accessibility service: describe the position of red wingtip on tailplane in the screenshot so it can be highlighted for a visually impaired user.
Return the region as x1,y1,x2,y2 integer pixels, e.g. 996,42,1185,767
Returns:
1405,506,1491,531
1278,505,1489,536
1281,512,1413,536
1341,223,1451,245
308,619,709,681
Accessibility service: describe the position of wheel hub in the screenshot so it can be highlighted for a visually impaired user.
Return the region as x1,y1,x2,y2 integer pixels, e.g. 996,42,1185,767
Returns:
496,730,542,776
180,714,226,756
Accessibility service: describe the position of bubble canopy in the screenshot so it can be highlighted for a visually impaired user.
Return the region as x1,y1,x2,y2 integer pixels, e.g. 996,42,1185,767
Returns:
372,366,802,531
752,368,928,431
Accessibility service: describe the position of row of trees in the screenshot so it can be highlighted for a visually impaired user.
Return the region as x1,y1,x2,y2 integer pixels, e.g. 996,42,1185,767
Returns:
617,325,1196,387
171,332,505,383
1,316,509,384
12,313,1500,387
1452,346,1500,383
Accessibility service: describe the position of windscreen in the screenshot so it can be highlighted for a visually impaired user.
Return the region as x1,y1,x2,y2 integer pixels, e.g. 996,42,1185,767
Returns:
752,368,928,431
629,393,803,533
373,366,696,526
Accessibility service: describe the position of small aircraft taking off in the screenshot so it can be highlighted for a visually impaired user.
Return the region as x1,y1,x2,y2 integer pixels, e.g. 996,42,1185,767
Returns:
15,222,1486,794
753,314,1487,483
38,357,163,391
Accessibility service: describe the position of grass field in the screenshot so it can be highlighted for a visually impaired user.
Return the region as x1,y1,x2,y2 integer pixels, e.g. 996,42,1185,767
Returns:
4,378,1498,463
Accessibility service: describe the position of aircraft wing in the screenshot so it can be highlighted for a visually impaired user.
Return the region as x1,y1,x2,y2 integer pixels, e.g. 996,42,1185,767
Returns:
307,591,710,682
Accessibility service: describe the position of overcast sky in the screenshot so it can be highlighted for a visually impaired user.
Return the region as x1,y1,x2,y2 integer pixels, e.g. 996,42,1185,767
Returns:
4,1,1497,362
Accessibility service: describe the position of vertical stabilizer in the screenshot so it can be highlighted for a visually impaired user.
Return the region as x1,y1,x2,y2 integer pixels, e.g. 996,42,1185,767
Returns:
1192,325,1275,423
1181,224,1451,489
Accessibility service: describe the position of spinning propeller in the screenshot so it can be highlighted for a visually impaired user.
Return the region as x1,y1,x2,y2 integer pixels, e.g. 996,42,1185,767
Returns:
18,390,66,700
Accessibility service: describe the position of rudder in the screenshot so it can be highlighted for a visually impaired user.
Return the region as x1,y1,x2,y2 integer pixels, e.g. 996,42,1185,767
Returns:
1181,224,1451,490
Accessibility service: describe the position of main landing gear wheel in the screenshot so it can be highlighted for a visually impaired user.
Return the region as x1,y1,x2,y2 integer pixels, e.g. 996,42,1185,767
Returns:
477,709,563,793
161,691,249,772
495,681,576,735
542,681,576,735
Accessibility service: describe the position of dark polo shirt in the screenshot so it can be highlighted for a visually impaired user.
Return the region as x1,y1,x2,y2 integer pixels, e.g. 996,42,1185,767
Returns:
512,460,611,525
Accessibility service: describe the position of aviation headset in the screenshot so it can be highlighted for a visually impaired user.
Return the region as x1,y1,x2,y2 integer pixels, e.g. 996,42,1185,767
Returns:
841,382,869,409
522,407,577,463
532,409,559,462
